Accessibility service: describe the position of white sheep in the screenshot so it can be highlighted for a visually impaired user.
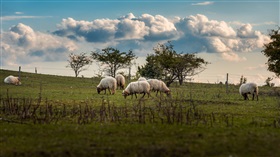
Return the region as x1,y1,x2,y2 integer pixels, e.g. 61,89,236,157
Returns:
239,82,258,101
138,77,147,81
4,75,21,85
96,76,117,95
147,79,171,96
115,74,125,90
122,81,150,99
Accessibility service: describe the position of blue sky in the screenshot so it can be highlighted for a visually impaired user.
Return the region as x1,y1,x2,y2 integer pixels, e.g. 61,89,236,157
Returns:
1,0,280,85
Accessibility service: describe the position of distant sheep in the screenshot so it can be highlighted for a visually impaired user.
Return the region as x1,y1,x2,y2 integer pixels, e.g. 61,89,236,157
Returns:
97,76,117,95
147,79,171,96
138,77,147,81
4,75,21,85
115,74,125,90
122,81,150,99
239,82,258,101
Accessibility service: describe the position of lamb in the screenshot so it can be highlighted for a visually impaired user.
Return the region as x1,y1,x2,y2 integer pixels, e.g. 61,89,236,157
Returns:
96,76,117,95
239,82,258,101
115,74,125,90
138,77,147,81
122,81,150,99
147,79,171,96
4,75,21,85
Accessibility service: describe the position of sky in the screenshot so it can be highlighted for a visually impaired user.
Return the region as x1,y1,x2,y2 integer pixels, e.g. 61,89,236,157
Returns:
1,0,280,86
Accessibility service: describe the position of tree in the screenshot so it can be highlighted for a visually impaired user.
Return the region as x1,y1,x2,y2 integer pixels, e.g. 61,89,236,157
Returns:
265,77,274,87
91,47,136,78
138,42,209,86
67,53,93,77
262,27,280,77
137,55,162,79
239,75,247,85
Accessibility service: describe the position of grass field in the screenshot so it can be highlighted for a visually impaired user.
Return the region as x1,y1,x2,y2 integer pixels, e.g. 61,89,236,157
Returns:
1,69,280,157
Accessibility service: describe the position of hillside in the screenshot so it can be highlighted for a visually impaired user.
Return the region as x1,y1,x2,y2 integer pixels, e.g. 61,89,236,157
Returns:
1,69,280,157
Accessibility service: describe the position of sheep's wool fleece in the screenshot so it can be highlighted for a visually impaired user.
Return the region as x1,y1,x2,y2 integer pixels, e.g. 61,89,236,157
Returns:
4,75,20,85
239,83,258,95
97,77,117,89
147,79,169,92
125,81,150,94
115,74,125,84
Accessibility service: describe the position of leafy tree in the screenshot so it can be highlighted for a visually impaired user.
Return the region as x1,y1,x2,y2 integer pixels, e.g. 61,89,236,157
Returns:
67,53,93,77
262,27,280,77
91,47,136,78
265,77,274,87
239,75,247,85
138,42,209,86
137,55,162,79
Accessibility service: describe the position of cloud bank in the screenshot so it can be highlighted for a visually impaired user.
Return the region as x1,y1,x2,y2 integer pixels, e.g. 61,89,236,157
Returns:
1,13,271,66
1,23,77,65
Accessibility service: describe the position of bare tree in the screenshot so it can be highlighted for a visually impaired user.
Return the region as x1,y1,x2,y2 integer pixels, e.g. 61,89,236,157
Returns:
67,53,93,77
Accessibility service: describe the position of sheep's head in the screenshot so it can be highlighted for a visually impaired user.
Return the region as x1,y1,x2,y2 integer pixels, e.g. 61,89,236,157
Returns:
97,87,102,94
122,90,129,99
165,90,171,97
16,77,22,86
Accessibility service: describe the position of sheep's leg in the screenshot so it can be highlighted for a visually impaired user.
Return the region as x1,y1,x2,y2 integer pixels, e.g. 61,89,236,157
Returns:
242,93,247,100
108,88,111,95
156,90,159,96
135,93,137,99
252,93,255,101
246,94,249,100
142,93,146,98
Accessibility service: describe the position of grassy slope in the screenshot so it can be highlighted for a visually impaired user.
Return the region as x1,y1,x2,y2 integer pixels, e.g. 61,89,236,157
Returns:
1,69,280,157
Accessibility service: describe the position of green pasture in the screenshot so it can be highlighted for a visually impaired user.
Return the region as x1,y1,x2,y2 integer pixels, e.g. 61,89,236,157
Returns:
0,69,280,157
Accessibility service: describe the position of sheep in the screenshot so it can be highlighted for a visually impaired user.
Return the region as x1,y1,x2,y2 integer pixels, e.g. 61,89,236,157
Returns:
96,76,117,95
138,77,147,81
4,75,21,85
239,82,258,101
147,79,171,96
115,74,125,90
122,81,150,99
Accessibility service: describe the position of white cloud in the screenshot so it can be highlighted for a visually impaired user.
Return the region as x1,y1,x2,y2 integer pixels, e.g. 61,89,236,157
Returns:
245,64,267,71
1,23,77,66
174,14,271,61
2,13,270,66
15,12,24,15
192,1,214,6
54,13,178,43
221,52,247,62
1,15,52,21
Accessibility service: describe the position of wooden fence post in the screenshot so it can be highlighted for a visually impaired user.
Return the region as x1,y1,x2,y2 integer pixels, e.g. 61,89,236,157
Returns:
18,66,21,80
226,73,229,94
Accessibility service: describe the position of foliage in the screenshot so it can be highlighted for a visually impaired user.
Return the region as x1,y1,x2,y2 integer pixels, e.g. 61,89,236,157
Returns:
138,42,209,86
265,77,275,87
262,27,280,77
91,47,136,78
239,75,247,85
137,55,162,79
67,53,93,77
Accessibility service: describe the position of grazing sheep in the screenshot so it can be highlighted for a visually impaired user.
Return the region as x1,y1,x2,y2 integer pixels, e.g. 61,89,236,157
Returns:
4,75,21,85
147,79,171,96
138,77,147,81
115,74,125,90
239,82,258,101
96,76,117,95
122,81,150,99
